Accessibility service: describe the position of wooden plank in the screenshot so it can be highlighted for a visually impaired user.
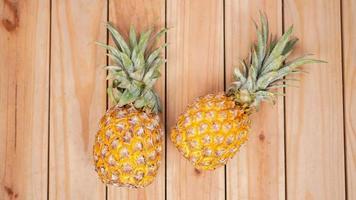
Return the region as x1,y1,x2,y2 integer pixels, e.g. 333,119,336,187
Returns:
0,0,50,199
108,0,165,199
342,0,356,199
49,1,107,199
224,1,285,199
284,0,345,199
166,0,225,199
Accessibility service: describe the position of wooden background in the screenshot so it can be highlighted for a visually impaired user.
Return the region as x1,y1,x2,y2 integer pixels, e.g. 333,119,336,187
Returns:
0,0,355,199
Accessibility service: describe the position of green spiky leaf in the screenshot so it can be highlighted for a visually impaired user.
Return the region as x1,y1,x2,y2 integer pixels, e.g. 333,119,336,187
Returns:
129,25,137,48
98,23,166,113
227,13,325,109
107,22,131,56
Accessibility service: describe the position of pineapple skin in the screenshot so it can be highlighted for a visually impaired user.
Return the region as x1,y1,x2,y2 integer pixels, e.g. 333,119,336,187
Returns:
93,105,163,188
171,93,250,170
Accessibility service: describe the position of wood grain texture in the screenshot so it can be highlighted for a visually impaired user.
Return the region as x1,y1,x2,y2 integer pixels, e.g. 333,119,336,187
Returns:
224,1,285,199
108,0,166,199
166,0,225,199
0,0,354,199
284,0,345,199
49,0,107,199
342,0,356,199
0,0,50,199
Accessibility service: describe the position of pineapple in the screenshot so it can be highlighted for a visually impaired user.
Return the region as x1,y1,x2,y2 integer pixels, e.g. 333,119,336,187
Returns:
171,14,324,170
93,23,166,188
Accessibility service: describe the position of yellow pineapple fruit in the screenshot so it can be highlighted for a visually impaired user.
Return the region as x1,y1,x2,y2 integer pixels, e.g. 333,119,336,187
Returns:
171,93,250,170
93,23,166,188
171,14,324,170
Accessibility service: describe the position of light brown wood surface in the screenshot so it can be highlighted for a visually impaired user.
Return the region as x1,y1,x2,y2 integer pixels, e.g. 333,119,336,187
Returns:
108,0,166,199
0,0,355,199
284,0,345,199
343,0,356,199
166,0,225,199
225,1,285,199
0,0,50,199
49,0,107,199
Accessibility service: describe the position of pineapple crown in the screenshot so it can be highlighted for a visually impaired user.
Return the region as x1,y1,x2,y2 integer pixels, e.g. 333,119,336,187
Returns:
97,23,167,114
227,13,325,109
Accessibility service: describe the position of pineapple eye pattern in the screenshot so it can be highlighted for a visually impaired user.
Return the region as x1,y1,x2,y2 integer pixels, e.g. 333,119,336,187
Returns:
93,106,163,187
171,93,250,170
